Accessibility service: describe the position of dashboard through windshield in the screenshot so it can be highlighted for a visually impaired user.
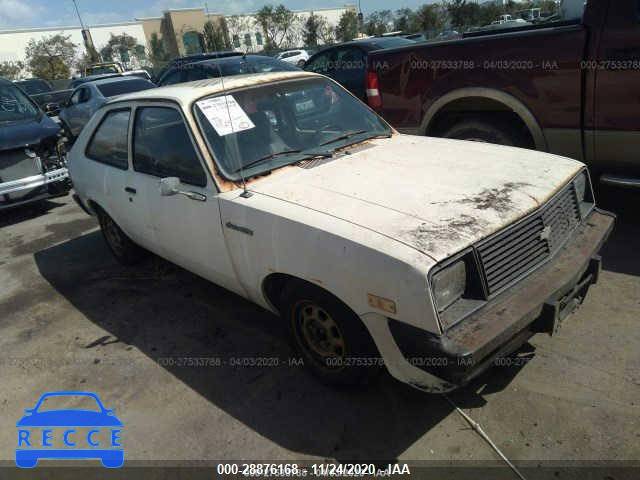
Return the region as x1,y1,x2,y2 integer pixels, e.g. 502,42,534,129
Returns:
193,77,391,181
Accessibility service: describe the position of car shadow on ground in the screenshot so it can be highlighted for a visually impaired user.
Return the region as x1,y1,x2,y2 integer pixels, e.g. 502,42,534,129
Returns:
0,198,67,228
33,231,529,462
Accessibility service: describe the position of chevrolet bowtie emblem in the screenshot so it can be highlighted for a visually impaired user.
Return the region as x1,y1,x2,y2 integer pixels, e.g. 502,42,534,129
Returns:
539,225,552,241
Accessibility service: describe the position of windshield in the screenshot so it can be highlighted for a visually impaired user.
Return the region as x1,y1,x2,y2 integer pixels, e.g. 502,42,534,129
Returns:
194,77,391,181
97,79,155,97
0,83,40,123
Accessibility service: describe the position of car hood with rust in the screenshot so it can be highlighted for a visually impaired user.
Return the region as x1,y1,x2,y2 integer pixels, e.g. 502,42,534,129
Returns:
248,134,584,261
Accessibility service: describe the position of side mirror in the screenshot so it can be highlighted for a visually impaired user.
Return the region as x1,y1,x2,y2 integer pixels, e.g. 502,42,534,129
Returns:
159,177,180,196
159,177,207,202
43,102,60,115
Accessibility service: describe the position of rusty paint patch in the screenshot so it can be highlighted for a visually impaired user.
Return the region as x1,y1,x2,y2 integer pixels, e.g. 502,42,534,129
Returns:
406,214,489,254
460,182,531,213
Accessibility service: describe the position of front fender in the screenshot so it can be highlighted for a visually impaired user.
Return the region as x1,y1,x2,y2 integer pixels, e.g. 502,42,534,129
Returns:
219,192,441,335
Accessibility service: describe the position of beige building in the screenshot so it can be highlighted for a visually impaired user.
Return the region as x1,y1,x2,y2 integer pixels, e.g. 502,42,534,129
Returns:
137,7,225,58
138,5,356,57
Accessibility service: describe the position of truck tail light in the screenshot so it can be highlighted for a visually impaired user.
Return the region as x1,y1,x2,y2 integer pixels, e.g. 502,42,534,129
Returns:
366,71,382,109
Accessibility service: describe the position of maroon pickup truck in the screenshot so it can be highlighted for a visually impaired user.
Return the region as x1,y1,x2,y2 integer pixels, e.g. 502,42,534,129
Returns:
366,0,640,188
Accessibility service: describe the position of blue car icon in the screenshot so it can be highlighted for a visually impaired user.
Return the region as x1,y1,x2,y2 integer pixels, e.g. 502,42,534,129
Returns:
16,391,123,468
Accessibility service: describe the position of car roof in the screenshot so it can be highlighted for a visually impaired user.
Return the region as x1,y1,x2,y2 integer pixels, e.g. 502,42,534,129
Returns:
0,77,13,86
112,71,319,106
91,76,150,86
191,55,277,66
310,37,414,56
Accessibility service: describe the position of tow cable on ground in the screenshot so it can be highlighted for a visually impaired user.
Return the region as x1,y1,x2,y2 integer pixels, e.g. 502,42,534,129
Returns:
444,394,528,480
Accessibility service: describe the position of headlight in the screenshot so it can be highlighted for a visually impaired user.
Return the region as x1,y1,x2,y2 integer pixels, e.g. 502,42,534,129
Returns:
573,170,594,218
432,260,466,313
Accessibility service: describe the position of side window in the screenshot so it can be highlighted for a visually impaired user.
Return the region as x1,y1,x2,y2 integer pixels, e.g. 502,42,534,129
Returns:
80,87,91,101
85,109,130,169
335,48,365,71
133,107,207,187
69,89,82,105
305,52,331,73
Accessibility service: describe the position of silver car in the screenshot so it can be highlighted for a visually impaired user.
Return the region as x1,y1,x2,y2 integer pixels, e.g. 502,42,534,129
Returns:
59,77,155,139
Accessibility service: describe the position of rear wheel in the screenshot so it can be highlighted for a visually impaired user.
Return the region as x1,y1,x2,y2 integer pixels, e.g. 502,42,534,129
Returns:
440,117,529,147
97,208,145,265
282,281,382,386
297,59,306,68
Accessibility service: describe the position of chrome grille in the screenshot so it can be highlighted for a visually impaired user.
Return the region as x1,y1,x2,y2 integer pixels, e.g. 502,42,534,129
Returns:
477,184,580,295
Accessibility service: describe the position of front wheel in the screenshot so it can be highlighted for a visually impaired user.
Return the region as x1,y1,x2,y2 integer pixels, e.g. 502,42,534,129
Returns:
282,282,382,386
297,59,306,68
97,209,145,265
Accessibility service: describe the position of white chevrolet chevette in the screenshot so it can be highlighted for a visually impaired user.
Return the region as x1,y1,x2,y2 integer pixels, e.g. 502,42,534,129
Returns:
68,71,614,392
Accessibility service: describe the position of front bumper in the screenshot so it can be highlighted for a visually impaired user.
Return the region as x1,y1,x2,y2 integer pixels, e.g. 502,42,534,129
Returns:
381,209,615,392
0,168,70,209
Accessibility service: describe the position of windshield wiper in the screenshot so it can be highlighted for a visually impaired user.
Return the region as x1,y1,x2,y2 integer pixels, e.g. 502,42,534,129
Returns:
233,150,301,174
233,149,332,174
319,129,368,146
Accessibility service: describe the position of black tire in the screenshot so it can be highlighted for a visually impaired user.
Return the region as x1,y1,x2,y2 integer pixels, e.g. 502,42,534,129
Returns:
441,117,528,147
96,208,145,265
297,59,306,68
282,281,382,386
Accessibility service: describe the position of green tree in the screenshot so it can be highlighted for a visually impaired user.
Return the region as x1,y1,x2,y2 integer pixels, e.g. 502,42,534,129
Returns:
394,8,416,32
25,34,77,80
364,10,394,36
314,15,335,45
255,4,296,50
0,61,24,80
74,52,92,73
414,4,445,34
101,33,140,64
335,10,359,42
203,19,231,51
148,32,168,68
218,17,232,50
303,13,320,47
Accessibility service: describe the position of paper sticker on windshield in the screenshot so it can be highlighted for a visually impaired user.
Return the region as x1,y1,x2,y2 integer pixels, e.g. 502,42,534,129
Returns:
196,95,255,136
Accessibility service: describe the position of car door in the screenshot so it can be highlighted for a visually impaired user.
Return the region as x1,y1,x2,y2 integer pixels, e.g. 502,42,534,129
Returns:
129,103,243,294
64,89,83,134
68,86,93,136
82,107,148,244
590,0,640,181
